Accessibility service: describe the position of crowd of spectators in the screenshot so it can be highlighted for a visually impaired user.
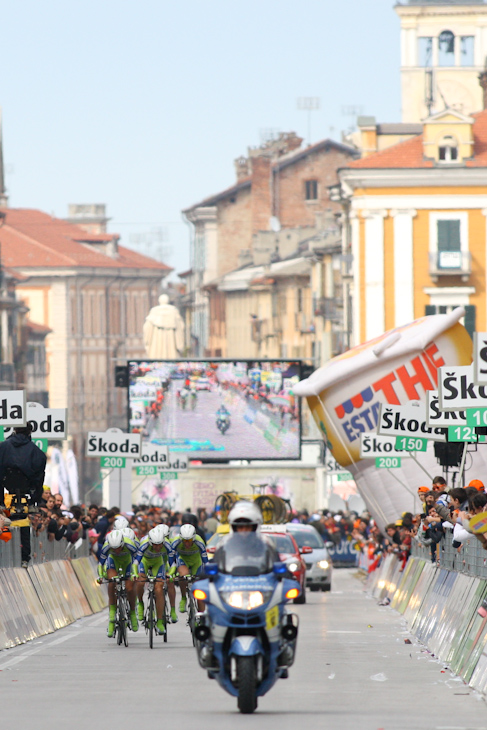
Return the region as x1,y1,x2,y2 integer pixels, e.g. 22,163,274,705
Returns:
7,477,482,573
351,475,487,573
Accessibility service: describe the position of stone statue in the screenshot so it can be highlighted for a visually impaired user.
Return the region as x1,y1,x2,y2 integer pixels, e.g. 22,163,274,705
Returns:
143,294,185,359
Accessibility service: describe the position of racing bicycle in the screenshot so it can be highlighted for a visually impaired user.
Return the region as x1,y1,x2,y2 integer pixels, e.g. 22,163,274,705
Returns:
143,570,167,648
106,571,131,647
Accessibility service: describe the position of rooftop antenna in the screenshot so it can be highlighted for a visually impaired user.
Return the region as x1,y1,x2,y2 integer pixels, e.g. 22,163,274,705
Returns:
341,105,364,135
297,97,321,145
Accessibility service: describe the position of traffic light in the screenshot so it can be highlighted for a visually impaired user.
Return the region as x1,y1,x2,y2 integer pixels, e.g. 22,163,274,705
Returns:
114,366,128,388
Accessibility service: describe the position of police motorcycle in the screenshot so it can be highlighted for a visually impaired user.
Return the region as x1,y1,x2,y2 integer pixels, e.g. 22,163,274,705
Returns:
191,502,300,714
216,406,231,434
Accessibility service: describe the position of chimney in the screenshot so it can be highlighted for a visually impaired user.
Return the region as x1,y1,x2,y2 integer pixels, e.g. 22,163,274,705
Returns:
234,156,250,180
250,156,272,236
357,116,377,158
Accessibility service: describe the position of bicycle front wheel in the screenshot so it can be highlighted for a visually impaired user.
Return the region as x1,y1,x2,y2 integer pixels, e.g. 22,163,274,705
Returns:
188,594,196,647
148,590,155,649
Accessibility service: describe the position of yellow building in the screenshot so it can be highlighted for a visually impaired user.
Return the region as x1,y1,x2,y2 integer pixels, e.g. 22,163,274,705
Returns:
337,107,487,345
396,0,487,122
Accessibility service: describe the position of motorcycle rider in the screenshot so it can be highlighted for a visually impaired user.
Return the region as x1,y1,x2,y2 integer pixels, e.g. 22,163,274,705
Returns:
216,404,230,432
216,501,279,562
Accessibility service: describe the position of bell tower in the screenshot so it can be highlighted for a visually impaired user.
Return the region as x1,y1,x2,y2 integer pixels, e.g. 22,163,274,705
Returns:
395,0,487,122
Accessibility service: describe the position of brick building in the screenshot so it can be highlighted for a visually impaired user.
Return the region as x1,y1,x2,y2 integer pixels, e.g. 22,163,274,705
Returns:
182,132,357,355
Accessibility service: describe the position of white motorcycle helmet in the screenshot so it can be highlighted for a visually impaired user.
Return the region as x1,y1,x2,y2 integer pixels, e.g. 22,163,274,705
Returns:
228,501,263,532
107,529,124,549
113,516,129,530
121,527,136,541
180,523,196,540
149,525,166,544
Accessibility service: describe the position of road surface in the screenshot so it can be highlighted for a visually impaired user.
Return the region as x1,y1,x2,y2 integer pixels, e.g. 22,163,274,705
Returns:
1,569,484,729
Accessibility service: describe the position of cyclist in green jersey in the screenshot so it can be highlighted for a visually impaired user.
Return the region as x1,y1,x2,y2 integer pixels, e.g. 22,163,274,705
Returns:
170,524,208,613
97,529,139,637
135,524,176,632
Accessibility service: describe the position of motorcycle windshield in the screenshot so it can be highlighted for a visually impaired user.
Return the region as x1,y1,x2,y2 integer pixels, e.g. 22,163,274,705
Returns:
215,533,275,576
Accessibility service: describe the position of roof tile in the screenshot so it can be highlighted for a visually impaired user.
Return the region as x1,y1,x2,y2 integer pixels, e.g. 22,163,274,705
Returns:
347,109,487,169
0,209,171,271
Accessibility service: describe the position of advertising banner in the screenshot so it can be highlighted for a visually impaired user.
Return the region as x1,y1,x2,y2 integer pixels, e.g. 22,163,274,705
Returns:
132,443,169,466
293,308,472,528
474,332,487,386
438,365,487,411
359,433,412,458
86,428,142,458
294,309,470,466
377,402,446,441
426,390,466,427
0,390,26,427
3,402,67,440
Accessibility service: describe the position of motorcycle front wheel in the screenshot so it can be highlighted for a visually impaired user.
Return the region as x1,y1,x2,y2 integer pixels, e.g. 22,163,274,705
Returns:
237,656,257,714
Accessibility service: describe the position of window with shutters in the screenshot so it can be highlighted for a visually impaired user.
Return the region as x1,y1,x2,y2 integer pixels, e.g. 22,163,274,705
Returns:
429,212,470,279
305,180,318,201
437,219,461,269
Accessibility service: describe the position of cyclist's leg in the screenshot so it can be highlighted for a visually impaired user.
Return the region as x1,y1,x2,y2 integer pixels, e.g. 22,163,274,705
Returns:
136,559,147,620
106,558,117,636
178,558,190,612
153,560,166,633
114,556,138,631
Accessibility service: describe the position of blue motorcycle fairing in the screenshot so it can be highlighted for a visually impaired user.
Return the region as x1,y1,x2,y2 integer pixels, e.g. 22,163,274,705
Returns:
229,635,263,657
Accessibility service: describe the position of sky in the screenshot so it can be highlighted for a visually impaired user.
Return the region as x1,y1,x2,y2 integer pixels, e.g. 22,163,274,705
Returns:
1,0,402,276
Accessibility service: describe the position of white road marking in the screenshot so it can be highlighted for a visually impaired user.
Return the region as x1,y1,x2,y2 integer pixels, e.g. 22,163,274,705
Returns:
0,633,80,669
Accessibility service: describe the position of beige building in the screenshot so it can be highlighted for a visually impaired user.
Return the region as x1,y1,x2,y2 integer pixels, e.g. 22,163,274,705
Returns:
182,132,356,356
2,207,170,492
397,0,487,122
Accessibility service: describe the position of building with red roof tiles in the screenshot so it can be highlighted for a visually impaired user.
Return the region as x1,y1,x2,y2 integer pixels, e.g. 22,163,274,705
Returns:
335,107,487,346
2,205,171,492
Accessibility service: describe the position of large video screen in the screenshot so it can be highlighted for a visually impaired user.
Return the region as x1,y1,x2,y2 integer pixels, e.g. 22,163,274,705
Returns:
128,360,301,461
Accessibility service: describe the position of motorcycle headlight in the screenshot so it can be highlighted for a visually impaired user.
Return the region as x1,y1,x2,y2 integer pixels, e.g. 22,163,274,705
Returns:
317,560,329,570
220,590,272,610
287,562,299,573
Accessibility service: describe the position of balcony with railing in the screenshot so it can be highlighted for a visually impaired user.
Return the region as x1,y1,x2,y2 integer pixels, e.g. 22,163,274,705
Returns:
429,250,471,282
314,296,343,323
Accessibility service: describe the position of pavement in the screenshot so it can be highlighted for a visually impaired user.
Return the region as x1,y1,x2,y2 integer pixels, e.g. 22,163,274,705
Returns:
0,569,485,730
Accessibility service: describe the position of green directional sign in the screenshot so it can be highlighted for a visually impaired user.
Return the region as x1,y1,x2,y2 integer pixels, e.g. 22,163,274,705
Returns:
448,425,477,443
336,472,353,481
375,456,401,469
100,456,126,468
395,436,428,452
32,438,48,453
159,471,178,480
466,408,487,428
135,465,158,476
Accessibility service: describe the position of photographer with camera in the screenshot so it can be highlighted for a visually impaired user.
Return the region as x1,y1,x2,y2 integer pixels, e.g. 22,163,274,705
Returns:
0,423,47,567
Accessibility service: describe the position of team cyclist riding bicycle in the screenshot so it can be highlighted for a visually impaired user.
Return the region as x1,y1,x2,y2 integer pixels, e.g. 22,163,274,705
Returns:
98,518,208,637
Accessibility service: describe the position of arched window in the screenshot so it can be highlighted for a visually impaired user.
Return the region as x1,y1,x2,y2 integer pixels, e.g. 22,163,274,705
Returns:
438,30,455,66
438,135,458,162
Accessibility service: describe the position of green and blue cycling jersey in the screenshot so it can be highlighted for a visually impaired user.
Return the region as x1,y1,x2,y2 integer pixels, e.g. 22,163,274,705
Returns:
136,535,174,579
98,536,138,579
170,533,208,575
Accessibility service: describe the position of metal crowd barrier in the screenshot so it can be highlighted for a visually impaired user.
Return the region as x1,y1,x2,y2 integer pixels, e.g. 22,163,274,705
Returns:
411,528,487,579
0,528,90,569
